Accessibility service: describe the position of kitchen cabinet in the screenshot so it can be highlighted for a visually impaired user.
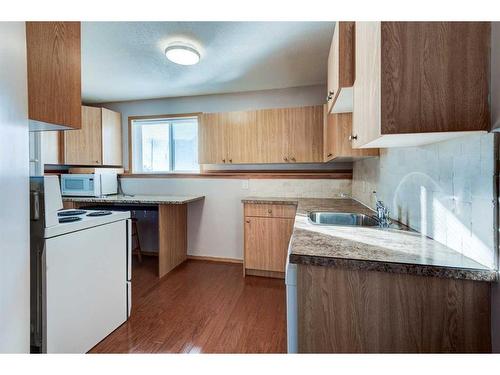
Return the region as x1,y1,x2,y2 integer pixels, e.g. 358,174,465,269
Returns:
243,203,296,278
101,108,123,166
298,264,491,353
323,108,378,161
352,22,491,149
45,106,122,166
199,110,258,164
26,22,82,130
326,22,355,114
199,106,323,164
64,106,102,165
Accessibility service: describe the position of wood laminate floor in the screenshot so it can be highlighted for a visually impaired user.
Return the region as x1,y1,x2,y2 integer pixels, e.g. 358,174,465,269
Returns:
90,257,287,353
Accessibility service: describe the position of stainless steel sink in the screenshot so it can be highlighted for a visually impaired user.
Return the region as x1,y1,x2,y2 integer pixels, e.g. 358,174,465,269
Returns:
308,212,379,227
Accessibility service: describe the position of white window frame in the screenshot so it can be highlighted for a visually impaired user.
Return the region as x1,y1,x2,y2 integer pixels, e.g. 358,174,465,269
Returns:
129,114,200,174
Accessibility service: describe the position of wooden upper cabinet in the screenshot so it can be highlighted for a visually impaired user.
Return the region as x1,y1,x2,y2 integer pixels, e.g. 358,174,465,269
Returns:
64,106,102,165
63,106,123,166
101,108,123,166
285,106,323,163
26,22,82,130
198,106,323,164
198,112,228,164
352,22,491,149
326,22,355,114
323,106,378,162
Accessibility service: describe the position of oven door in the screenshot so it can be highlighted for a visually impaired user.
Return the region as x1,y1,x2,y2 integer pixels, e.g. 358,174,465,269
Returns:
60,175,98,197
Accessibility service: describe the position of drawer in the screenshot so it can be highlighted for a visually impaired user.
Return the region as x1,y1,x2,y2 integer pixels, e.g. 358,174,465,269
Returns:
244,203,296,218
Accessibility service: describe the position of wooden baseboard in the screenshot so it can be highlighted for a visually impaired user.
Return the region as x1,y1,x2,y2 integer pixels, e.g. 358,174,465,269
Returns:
187,255,243,264
245,268,285,279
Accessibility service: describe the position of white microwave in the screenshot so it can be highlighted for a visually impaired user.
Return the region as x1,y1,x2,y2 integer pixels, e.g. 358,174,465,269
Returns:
60,173,118,197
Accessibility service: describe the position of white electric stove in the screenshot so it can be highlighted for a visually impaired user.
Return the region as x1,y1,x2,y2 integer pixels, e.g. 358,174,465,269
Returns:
30,176,132,353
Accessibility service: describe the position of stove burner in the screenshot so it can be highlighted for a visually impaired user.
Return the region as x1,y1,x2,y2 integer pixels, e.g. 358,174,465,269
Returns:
58,210,87,217
86,211,113,217
58,216,82,223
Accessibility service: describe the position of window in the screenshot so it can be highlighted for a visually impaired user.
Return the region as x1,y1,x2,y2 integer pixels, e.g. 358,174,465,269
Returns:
130,116,199,173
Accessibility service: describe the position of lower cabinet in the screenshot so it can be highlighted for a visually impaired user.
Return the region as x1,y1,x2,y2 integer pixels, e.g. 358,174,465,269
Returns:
297,264,491,353
243,203,296,278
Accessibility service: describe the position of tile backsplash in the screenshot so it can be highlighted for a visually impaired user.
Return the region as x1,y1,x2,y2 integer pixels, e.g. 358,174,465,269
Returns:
247,179,352,198
352,133,496,269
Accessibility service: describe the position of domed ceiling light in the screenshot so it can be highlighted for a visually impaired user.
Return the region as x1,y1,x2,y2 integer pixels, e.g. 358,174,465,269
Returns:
164,43,200,65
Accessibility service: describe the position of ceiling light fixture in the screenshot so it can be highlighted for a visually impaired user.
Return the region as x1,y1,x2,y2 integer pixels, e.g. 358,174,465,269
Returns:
164,44,200,65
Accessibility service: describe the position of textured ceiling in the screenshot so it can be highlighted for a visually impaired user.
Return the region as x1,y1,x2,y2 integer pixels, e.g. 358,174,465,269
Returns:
82,22,335,103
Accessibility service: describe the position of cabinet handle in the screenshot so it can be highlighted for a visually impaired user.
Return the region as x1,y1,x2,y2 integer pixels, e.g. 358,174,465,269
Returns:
229,159,232,163
290,157,296,162
222,159,226,163
327,153,333,157
268,209,272,214
326,90,334,101
245,219,250,223
283,156,288,162
349,135,358,141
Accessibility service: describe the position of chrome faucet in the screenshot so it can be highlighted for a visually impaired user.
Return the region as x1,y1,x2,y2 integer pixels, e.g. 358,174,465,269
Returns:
373,191,391,228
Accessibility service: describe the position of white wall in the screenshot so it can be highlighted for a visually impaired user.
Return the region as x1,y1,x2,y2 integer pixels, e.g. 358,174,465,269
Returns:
0,22,30,353
352,133,495,269
121,177,351,259
101,85,327,171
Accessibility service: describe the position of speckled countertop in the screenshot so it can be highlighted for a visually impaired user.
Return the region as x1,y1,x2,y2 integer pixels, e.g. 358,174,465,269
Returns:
63,194,205,205
242,197,497,282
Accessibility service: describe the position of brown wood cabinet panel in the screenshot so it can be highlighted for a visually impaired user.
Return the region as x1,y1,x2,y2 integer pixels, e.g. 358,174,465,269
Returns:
244,216,294,274
353,22,490,148
158,204,188,278
285,106,323,163
224,110,258,164
198,112,228,164
64,106,102,165
298,264,491,353
327,22,355,113
101,108,123,166
380,22,490,135
323,110,378,161
255,108,288,163
199,106,323,164
26,22,81,129
244,203,297,219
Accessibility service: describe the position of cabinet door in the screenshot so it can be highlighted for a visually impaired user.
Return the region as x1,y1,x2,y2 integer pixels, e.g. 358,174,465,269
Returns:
327,22,355,114
324,110,379,161
64,106,102,165
286,106,323,163
244,217,294,273
255,108,288,163
198,113,228,164
326,24,339,113
101,108,122,166
26,22,81,130
352,22,381,149
225,110,258,164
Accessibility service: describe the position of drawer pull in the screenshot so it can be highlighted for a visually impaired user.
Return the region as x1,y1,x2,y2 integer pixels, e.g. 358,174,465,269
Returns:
268,209,272,214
